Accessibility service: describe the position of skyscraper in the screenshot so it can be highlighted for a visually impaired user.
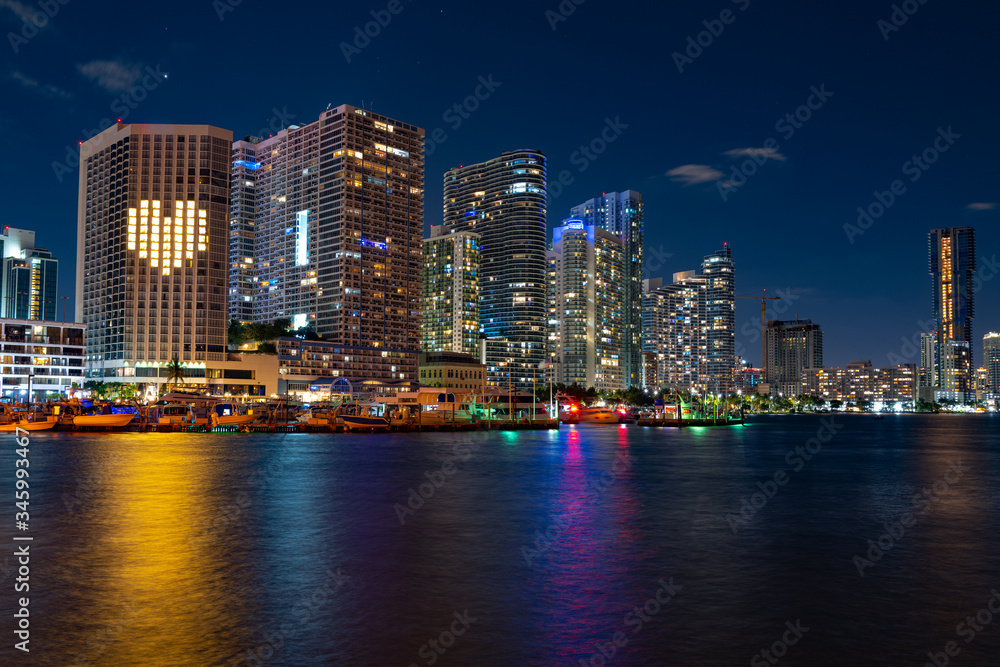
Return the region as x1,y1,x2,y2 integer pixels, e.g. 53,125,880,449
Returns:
570,191,643,387
77,123,232,381
765,319,824,397
231,106,425,379
227,140,260,324
421,225,480,356
444,150,546,391
547,219,625,391
919,331,938,388
985,332,1000,393
929,226,976,391
701,244,735,394
643,272,709,391
0,227,58,321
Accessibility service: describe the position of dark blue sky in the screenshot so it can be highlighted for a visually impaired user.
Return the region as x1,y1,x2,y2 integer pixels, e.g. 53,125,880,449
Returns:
1,0,997,367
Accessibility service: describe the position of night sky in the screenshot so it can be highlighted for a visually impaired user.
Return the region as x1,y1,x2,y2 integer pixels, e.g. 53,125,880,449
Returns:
2,0,997,368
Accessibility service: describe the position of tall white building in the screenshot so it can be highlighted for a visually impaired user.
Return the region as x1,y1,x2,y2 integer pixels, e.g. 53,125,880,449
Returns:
547,219,625,391
570,191,643,387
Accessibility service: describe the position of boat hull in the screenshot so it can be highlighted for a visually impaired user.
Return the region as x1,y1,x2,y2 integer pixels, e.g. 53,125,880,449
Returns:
0,420,56,432
342,416,390,430
73,414,135,428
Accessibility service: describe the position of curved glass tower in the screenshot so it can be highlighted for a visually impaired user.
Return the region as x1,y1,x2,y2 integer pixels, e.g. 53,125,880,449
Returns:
443,150,547,390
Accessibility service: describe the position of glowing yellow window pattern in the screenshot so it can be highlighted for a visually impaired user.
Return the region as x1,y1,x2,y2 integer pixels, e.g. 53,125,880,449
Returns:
128,200,208,275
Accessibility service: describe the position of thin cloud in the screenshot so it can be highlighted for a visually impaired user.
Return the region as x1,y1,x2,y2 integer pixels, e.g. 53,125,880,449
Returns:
0,0,34,23
966,202,996,211
76,59,143,93
724,147,787,161
10,71,72,99
666,164,724,185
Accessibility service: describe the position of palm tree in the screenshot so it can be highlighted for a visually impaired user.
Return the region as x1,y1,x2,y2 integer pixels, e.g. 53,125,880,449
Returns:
164,357,185,394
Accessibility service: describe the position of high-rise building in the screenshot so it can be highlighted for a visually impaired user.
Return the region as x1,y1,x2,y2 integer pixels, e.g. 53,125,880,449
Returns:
939,339,971,394
642,272,709,391
919,331,938,388
444,150,546,391
929,227,976,389
227,139,260,324
547,219,625,391
984,332,1000,394
421,225,480,356
570,191,643,387
0,227,59,321
701,244,735,394
765,319,824,397
231,106,425,379
77,123,232,381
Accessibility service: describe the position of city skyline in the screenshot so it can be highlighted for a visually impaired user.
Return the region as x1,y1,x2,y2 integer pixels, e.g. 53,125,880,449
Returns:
1,1,998,369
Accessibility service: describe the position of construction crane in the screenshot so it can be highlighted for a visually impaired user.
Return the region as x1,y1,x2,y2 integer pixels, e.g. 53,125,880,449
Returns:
736,289,782,383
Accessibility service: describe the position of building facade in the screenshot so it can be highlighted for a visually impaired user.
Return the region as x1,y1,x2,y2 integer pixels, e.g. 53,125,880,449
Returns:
0,318,84,401
701,244,735,394
77,123,232,381
929,226,976,391
642,272,708,392
0,227,59,321
570,191,643,387
227,139,260,323
765,319,824,397
802,362,916,403
443,150,547,391
547,220,625,391
984,332,1000,393
421,225,480,356
418,350,485,391
919,331,938,388
230,106,425,380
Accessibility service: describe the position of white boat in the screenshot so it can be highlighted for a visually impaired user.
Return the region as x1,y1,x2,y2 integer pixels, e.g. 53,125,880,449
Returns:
158,403,196,425
210,402,255,426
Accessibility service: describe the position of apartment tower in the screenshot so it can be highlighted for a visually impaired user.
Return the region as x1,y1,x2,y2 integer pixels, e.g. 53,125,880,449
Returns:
77,123,232,380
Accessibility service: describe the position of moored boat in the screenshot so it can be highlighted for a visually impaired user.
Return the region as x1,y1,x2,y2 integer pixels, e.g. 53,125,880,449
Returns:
72,413,135,428
577,407,621,424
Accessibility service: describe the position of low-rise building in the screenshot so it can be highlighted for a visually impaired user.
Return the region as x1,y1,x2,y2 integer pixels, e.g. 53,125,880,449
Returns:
0,318,84,401
418,350,485,392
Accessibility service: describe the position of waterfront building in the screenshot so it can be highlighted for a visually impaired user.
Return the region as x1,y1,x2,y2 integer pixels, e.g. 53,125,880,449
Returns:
230,106,424,380
570,191,643,387
642,273,708,392
765,319,824,397
984,332,1000,393
547,219,625,391
802,362,915,403
228,140,259,324
929,227,976,389
421,225,480,356
0,318,84,401
919,332,938,388
77,123,232,382
443,150,547,391
0,227,59,321
641,245,735,395
418,350,485,392
700,244,736,394
939,339,972,395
